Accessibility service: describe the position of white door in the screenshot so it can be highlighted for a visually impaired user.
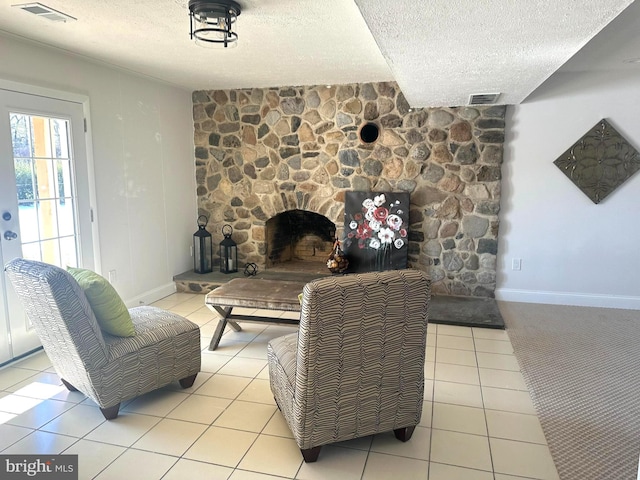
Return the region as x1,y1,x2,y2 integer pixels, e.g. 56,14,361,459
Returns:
0,88,95,364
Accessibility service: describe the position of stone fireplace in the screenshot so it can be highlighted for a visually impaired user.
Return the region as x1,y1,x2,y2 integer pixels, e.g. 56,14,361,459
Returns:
192,82,505,297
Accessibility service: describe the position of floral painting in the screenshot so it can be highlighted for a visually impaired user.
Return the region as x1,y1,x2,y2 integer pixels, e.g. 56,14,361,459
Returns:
343,191,409,272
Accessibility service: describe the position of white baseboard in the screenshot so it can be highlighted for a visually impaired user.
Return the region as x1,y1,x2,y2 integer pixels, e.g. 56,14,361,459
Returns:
124,282,176,308
495,288,640,311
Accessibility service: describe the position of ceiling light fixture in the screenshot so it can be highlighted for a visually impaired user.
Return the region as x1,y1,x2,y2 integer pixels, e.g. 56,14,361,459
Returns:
188,0,241,48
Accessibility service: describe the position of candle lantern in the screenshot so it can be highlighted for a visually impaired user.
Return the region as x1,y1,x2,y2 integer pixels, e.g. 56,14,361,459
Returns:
219,224,238,274
193,215,213,274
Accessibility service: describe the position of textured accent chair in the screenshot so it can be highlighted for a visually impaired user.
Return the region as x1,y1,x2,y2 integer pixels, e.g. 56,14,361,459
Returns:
5,258,201,420
267,269,431,462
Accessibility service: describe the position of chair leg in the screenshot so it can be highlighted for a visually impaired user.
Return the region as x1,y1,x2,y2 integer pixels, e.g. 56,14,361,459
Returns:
393,426,416,442
100,403,120,420
60,378,78,392
301,446,322,463
179,373,197,388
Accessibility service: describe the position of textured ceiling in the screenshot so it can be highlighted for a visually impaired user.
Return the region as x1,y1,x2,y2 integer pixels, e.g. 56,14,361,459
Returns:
0,0,636,107
354,0,634,106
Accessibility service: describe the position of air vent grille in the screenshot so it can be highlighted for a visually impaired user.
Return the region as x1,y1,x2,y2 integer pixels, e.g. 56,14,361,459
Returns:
12,3,76,22
469,93,501,105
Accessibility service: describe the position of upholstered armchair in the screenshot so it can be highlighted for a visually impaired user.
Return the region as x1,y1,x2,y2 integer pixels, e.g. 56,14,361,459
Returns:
267,269,431,462
5,258,201,420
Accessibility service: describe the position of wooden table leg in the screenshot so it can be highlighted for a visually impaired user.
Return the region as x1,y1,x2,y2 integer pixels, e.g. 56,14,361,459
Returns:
208,306,242,350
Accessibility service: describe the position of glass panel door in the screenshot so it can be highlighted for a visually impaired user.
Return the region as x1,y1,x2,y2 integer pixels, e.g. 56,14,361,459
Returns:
0,89,94,364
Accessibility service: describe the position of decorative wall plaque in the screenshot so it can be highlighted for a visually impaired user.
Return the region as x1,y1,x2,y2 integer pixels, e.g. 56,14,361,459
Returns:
554,119,640,204
343,191,409,272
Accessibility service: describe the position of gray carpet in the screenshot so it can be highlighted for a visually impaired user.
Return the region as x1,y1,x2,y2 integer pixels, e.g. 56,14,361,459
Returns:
502,302,640,480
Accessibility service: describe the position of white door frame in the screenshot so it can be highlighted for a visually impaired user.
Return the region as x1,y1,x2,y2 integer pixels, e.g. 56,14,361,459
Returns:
0,79,101,271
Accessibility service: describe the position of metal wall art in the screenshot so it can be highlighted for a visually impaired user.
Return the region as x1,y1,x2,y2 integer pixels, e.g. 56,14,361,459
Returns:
553,119,640,204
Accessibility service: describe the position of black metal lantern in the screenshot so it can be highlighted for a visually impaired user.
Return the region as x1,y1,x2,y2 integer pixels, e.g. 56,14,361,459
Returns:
219,224,238,274
193,215,213,274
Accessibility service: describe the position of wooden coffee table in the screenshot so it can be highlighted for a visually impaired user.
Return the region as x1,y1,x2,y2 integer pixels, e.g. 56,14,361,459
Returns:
205,278,307,350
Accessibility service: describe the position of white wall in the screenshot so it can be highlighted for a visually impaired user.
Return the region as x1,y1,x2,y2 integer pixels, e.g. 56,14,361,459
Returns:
0,34,196,306
498,70,640,309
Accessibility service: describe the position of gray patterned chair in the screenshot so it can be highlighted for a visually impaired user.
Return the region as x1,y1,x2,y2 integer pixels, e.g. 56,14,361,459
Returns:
5,258,201,420
267,269,430,462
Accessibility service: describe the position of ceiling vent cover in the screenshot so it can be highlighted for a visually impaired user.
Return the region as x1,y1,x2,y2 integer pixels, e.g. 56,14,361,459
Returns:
468,93,500,105
12,3,76,22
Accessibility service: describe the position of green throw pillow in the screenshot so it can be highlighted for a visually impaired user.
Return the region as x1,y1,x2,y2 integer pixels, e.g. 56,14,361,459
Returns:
67,267,135,337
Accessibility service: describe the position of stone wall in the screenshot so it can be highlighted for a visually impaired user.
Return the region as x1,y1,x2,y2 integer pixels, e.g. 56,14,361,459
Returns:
192,82,505,296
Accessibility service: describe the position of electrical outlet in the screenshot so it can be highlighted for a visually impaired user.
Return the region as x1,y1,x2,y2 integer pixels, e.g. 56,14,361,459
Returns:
108,270,117,283
190,245,193,257
512,258,522,271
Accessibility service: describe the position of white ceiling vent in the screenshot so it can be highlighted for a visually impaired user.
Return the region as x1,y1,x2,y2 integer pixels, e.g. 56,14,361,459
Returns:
12,3,76,22
468,93,501,105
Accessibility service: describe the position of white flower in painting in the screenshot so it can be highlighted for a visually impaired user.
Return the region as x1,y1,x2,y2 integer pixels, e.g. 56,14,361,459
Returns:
362,198,375,209
365,207,375,222
394,238,404,249
373,194,386,207
386,214,402,231
349,220,358,229
368,219,382,232
378,227,394,244
369,238,381,249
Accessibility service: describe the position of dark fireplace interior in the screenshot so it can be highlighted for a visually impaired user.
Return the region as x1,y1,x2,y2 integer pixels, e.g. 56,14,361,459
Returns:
266,210,336,273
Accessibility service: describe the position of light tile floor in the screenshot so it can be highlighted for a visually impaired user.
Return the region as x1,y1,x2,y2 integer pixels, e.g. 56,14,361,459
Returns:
0,293,560,480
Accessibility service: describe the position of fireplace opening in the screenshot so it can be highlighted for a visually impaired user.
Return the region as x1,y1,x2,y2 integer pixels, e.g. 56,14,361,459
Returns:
266,210,336,273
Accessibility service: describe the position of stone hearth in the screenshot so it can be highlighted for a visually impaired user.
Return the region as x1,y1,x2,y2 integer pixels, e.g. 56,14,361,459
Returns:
192,82,505,297
173,270,504,329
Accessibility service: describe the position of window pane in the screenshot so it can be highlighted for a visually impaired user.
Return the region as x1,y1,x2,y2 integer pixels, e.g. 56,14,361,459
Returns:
40,238,60,266
21,242,41,262
17,203,39,243
14,158,35,203
57,198,75,237
10,113,32,157
34,159,56,200
37,200,59,240
52,118,70,159
55,159,73,199
30,116,52,159
59,236,78,268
